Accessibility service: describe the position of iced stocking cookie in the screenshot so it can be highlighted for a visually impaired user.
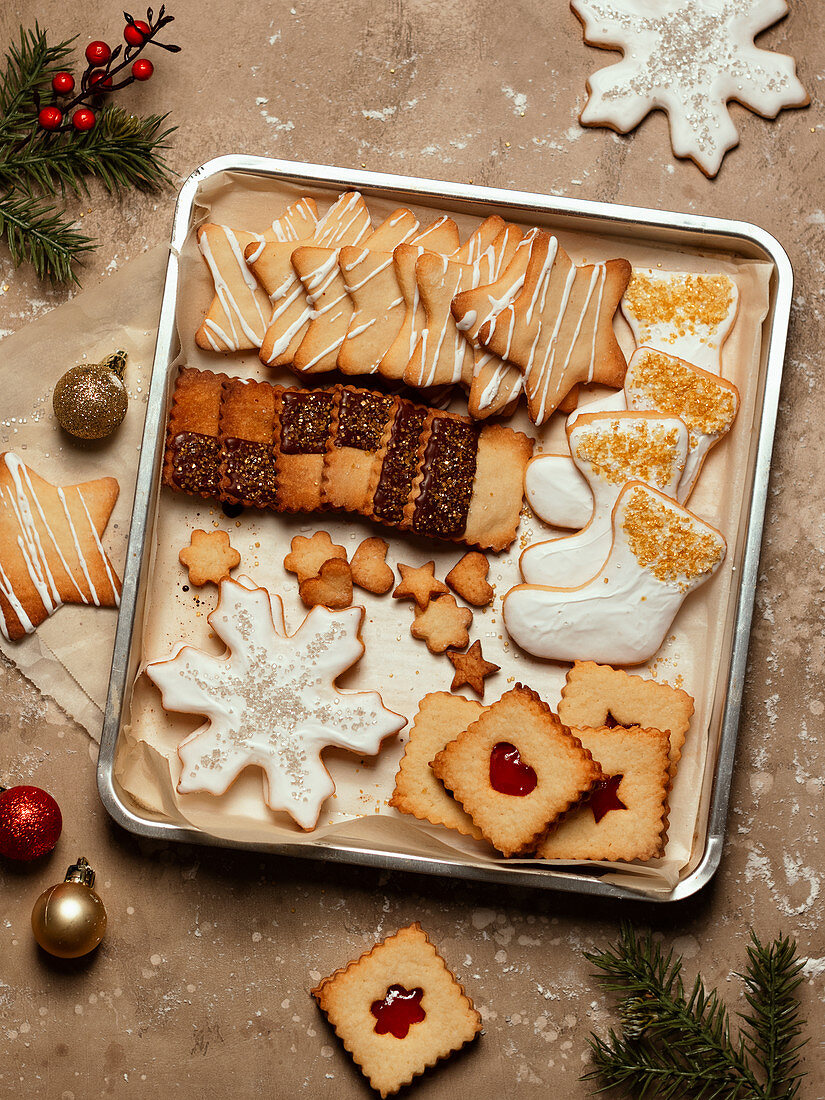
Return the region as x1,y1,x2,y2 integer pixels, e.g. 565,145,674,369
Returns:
503,482,727,665
622,269,739,371
145,576,405,829
520,411,689,586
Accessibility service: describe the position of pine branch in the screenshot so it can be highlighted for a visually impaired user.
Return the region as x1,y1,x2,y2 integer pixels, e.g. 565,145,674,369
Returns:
0,190,94,283
737,932,808,1100
0,24,74,147
0,106,176,196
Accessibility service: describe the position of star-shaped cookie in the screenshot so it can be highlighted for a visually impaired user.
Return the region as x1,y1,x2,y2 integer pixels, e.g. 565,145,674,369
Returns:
411,594,473,654
179,529,241,586
0,452,121,641
447,641,500,698
393,561,449,610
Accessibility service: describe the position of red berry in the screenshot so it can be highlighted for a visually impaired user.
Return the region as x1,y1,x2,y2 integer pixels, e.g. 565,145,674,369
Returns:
52,71,75,95
131,58,154,81
72,108,96,132
0,786,62,861
85,40,111,65
37,106,63,131
89,69,113,91
124,19,151,46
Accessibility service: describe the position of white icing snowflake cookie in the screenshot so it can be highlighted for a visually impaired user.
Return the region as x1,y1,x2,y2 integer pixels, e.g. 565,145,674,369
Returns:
571,0,809,176
145,575,405,829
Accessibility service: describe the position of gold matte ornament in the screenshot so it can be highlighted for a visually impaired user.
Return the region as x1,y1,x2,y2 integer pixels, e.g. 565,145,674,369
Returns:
31,856,107,958
53,350,129,439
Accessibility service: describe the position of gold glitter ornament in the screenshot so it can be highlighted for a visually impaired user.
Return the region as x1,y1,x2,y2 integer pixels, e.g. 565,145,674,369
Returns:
53,350,128,439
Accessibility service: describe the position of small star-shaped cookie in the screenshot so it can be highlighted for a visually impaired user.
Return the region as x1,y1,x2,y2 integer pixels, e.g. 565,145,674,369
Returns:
447,641,500,698
179,529,241,587
393,561,448,610
283,531,347,584
411,594,473,654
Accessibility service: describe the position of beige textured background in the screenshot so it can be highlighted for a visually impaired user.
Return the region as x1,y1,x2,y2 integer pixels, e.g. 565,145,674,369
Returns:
0,2,823,1097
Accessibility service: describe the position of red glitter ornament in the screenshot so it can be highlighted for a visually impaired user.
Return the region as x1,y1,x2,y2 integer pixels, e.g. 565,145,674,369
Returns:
0,786,62,861
131,58,154,81
72,108,96,132
37,106,63,131
52,71,75,95
89,69,113,91
85,40,111,66
124,19,151,46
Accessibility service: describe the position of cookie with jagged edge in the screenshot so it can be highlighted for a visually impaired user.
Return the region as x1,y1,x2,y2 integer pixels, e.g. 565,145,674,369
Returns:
476,230,631,424
558,660,694,778
312,923,482,1099
431,685,603,857
218,376,281,509
290,208,421,375
321,386,399,513
390,692,485,839
337,216,461,377
537,725,671,861
163,367,227,500
194,197,318,352
249,192,373,367
276,386,338,513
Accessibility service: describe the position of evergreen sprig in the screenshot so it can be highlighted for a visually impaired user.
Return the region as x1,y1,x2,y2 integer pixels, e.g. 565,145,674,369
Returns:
583,924,809,1100
0,20,177,283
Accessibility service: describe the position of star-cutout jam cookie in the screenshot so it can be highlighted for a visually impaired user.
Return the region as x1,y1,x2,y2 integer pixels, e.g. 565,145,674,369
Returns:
145,576,405,829
0,451,121,641
571,0,809,176
179,529,241,587
447,641,500,698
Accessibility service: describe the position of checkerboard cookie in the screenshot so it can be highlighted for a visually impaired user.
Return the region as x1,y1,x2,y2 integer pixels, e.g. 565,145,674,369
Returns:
312,923,481,1098
558,660,694,777
431,685,603,856
537,725,671,861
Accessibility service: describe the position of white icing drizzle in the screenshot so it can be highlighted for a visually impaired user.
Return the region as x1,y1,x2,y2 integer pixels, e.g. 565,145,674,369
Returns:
198,227,269,350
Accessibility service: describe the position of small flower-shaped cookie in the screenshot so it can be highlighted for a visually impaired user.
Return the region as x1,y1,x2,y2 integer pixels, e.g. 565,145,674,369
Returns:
411,595,472,654
179,529,240,587
284,530,347,583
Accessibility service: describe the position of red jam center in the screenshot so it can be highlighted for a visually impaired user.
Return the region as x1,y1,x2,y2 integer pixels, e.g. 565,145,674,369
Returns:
489,742,538,796
370,985,425,1038
591,774,627,823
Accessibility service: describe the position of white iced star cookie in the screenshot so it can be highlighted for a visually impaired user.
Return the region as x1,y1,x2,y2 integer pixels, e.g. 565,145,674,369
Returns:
571,0,809,176
145,575,406,829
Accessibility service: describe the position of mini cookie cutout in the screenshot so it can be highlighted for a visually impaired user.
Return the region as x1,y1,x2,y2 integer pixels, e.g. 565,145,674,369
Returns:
445,552,494,607
392,561,448,610
350,537,394,595
311,923,482,1098
284,531,348,584
145,576,405,830
411,595,473,654
447,641,500,699
299,558,353,610
571,0,809,177
178,529,241,587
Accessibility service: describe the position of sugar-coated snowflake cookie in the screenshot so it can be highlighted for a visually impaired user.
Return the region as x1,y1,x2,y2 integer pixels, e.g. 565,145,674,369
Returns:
145,575,405,829
571,0,809,176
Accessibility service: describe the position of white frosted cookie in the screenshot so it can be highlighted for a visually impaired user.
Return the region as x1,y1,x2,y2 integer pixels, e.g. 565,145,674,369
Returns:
145,575,405,829
503,482,726,666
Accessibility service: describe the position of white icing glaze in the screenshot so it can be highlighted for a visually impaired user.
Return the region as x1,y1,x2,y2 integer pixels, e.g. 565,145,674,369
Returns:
503,483,726,665
520,413,689,586
571,0,808,176
525,454,593,529
145,576,405,830
621,268,740,372
198,226,270,350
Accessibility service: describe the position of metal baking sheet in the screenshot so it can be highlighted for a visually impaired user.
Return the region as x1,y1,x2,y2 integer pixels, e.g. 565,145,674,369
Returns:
96,155,792,901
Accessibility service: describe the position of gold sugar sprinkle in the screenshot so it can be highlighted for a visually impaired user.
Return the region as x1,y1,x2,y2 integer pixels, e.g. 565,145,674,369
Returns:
630,350,737,437
575,420,680,487
622,489,723,588
624,272,734,334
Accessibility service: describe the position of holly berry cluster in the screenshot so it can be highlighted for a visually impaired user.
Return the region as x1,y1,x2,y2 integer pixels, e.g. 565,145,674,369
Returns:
37,7,180,135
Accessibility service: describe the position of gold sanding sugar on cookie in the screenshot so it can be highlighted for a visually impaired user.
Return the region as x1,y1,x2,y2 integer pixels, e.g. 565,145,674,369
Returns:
575,421,681,488
622,490,724,587
624,273,734,336
630,350,738,439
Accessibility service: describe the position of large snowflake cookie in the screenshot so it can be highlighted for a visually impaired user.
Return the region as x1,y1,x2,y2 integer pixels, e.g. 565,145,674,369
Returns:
571,0,809,176
145,575,405,829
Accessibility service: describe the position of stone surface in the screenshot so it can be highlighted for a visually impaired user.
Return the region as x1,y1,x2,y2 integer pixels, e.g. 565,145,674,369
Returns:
0,0,823,1096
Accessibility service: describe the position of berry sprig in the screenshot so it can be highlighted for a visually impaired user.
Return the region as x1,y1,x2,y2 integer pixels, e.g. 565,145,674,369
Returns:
35,8,180,135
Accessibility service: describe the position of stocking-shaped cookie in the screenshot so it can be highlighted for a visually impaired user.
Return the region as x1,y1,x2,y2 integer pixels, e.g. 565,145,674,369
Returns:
503,482,726,665
520,412,688,586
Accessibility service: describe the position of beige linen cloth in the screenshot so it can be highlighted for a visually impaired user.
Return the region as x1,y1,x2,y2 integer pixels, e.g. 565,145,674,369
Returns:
0,246,168,739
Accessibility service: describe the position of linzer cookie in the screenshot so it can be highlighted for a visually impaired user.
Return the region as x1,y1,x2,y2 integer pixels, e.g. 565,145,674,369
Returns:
163,367,226,498
537,726,671,862
322,386,397,513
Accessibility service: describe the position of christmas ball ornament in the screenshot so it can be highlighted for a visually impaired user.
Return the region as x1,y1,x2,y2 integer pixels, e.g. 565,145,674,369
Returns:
85,40,111,65
89,69,113,91
0,785,62,861
31,857,107,959
53,350,129,440
72,108,96,132
131,58,154,81
124,19,151,46
38,106,63,131
52,71,75,95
